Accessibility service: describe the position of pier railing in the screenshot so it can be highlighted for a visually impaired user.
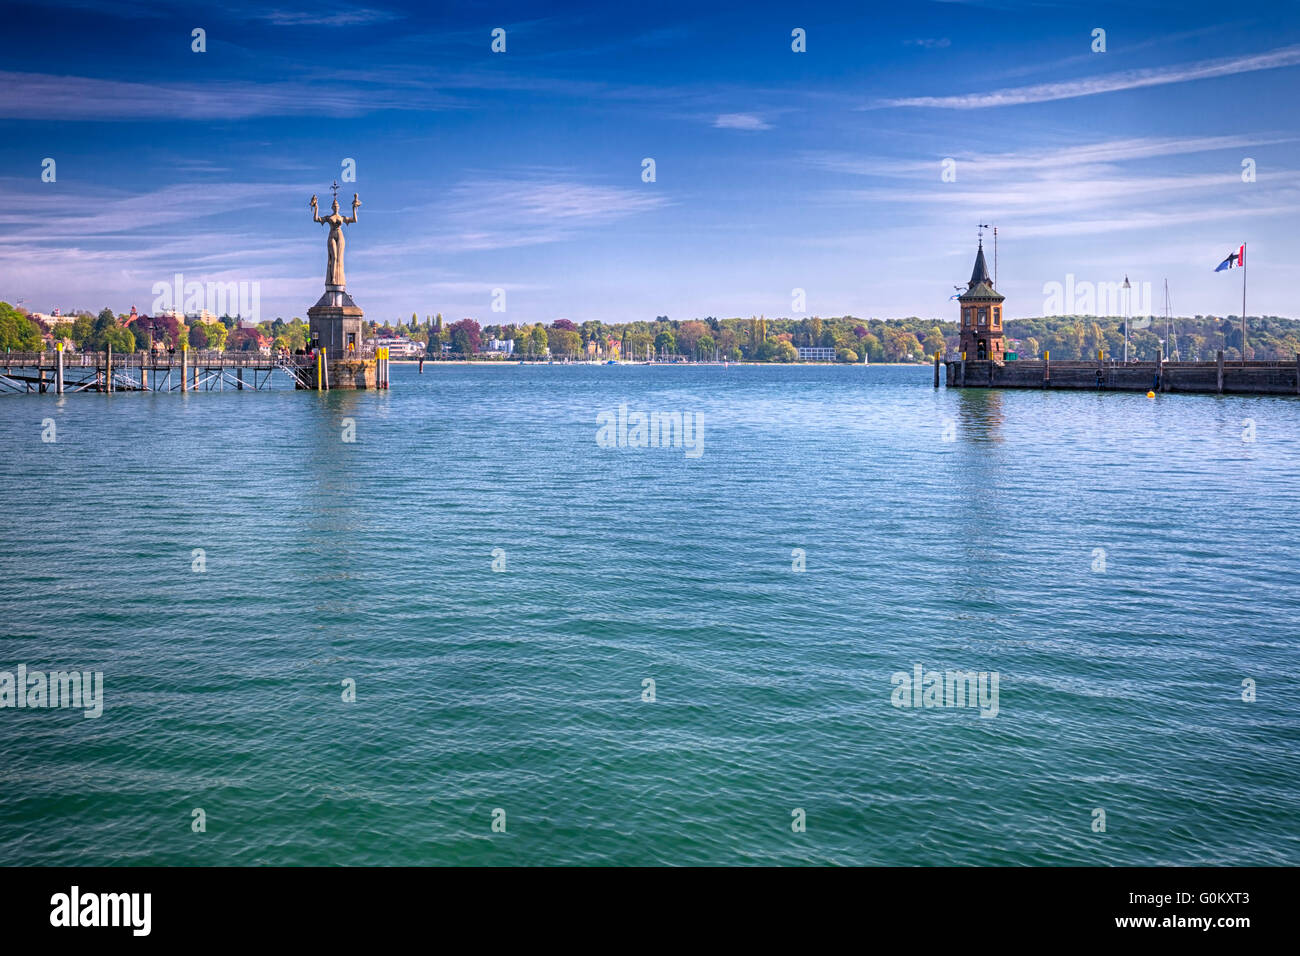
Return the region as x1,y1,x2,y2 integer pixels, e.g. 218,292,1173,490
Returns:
0,350,379,368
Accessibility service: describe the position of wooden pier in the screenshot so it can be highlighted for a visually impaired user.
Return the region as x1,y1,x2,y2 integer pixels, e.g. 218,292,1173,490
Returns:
0,346,391,394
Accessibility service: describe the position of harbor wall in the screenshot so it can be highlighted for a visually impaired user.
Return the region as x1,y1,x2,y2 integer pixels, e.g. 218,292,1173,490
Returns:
945,355,1300,396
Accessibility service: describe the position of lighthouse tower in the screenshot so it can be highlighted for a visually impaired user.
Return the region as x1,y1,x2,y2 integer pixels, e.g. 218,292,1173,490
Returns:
958,239,1005,362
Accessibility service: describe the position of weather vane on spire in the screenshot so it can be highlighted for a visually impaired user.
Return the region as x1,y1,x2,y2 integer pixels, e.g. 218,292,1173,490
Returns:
978,223,989,244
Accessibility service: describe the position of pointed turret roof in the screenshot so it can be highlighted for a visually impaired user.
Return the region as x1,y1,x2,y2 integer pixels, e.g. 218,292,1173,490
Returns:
969,243,991,288
958,241,1004,302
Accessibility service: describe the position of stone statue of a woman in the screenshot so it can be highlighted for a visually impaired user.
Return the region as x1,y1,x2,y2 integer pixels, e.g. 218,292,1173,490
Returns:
310,190,361,289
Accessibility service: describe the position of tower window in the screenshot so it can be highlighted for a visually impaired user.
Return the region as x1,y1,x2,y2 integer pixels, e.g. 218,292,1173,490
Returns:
978,309,987,326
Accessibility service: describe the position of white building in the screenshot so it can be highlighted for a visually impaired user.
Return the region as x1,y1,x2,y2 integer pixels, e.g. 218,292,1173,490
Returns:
365,336,424,358
30,309,74,326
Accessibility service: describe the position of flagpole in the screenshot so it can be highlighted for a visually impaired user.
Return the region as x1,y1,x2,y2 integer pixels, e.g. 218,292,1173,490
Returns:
1241,243,1247,359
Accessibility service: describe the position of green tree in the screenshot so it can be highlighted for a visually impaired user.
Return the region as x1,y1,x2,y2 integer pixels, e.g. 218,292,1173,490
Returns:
547,327,581,357
677,320,708,355
923,328,946,358
69,314,94,348
204,322,228,351
0,302,43,350
102,325,135,353
529,324,548,356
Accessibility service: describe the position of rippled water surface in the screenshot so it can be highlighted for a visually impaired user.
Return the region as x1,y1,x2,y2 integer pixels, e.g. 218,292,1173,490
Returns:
1,363,1297,865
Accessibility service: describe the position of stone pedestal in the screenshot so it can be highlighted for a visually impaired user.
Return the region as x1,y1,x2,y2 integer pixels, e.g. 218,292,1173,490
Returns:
304,286,377,389
298,356,378,390
307,287,364,356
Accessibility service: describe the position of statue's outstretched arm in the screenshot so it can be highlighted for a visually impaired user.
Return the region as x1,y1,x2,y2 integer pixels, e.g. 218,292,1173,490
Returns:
343,193,361,224
311,194,326,224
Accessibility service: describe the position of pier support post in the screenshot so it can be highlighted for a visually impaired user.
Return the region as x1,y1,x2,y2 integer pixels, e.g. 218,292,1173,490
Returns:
959,351,966,387
322,348,329,390
55,344,64,395
1044,350,1051,387
181,346,188,392
933,352,940,389
1216,350,1224,394
106,344,113,393
141,353,147,391
237,367,244,391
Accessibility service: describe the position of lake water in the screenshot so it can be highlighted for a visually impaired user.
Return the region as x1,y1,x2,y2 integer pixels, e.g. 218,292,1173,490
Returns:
1,363,1297,865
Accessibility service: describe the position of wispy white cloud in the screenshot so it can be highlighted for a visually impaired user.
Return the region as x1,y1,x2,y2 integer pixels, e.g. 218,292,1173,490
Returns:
368,173,672,255
806,135,1296,178
0,181,301,239
28,0,401,26
842,171,1247,212
256,6,400,26
713,112,772,131
878,43,1300,108
804,133,1300,244
904,38,951,49
0,70,455,121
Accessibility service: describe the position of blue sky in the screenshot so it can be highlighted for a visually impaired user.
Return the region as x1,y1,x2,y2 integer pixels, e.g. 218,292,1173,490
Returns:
2,0,1298,324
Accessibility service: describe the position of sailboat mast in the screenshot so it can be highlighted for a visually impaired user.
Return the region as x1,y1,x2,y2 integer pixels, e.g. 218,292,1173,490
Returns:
1164,279,1170,349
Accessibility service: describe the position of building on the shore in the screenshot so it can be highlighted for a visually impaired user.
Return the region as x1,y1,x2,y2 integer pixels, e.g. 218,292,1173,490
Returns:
957,240,1005,362
797,347,836,361
30,308,74,326
365,336,424,358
